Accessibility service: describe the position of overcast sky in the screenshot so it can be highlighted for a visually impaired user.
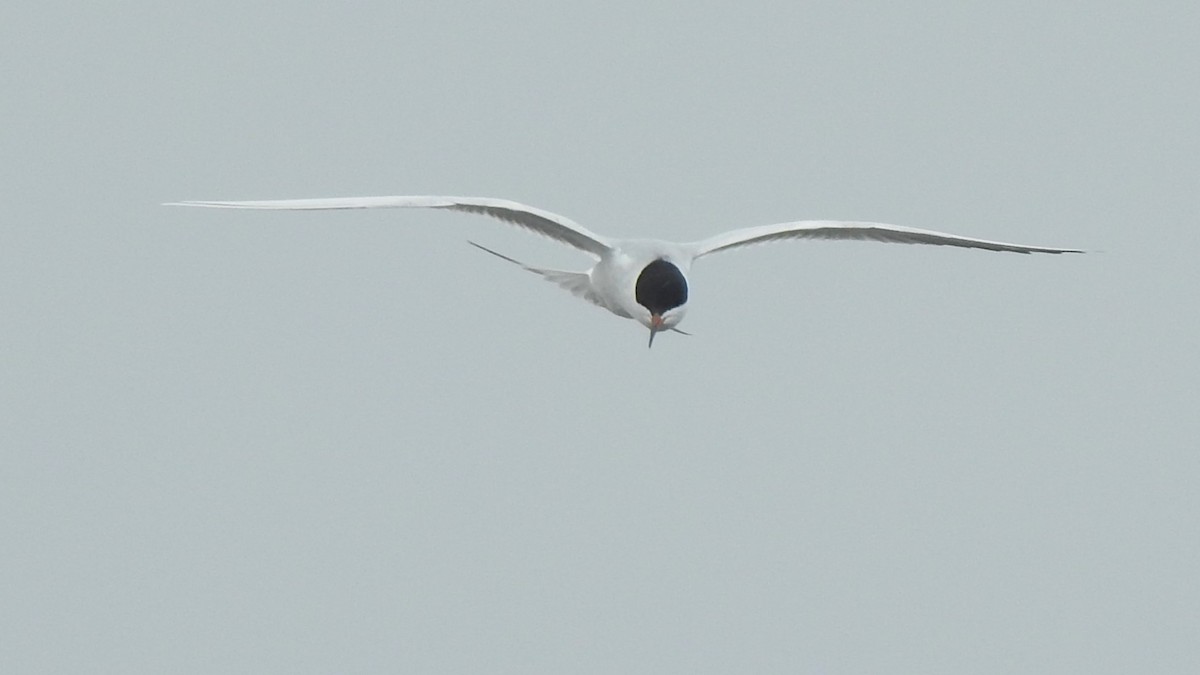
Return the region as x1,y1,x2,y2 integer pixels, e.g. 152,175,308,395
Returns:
2,2,1198,673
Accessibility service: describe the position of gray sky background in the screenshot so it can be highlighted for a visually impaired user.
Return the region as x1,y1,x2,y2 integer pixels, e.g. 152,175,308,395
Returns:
3,2,1198,673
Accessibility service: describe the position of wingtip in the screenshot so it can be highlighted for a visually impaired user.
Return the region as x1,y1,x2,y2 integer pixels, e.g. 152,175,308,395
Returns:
163,201,220,208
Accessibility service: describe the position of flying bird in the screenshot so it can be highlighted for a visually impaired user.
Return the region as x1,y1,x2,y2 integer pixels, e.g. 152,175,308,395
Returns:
165,196,1082,347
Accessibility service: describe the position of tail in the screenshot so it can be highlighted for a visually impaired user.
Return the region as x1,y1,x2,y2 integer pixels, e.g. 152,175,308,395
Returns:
468,241,604,311
468,242,687,335
467,240,533,269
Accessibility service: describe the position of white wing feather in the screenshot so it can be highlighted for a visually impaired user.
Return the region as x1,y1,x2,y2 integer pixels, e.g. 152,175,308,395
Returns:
165,195,612,257
690,220,1083,258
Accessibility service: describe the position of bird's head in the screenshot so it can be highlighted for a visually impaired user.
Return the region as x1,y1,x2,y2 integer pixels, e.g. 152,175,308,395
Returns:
636,258,689,348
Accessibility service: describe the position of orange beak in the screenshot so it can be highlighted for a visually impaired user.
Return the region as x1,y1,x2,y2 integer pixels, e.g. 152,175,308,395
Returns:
648,314,664,349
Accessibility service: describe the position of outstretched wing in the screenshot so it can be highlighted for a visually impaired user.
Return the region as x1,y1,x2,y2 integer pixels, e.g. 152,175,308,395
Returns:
689,220,1082,258
166,195,613,257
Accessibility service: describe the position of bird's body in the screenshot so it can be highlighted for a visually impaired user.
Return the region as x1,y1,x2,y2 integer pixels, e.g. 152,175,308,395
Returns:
593,239,694,322
166,195,1082,346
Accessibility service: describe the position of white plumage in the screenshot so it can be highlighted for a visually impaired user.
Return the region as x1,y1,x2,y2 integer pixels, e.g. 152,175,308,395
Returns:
166,195,1082,346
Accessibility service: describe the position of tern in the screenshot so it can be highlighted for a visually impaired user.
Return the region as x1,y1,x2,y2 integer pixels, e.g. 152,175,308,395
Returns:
166,196,1082,347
